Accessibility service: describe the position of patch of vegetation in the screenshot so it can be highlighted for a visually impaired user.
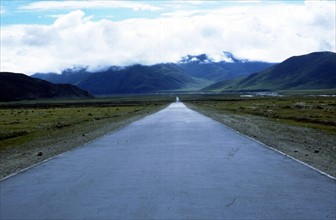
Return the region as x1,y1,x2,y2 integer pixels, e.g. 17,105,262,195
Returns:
186,96,336,135
0,96,170,152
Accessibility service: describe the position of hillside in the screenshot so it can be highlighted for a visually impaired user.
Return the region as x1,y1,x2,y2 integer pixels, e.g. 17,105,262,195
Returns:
203,51,336,91
33,64,210,95
178,53,275,81
0,72,92,101
33,68,93,85
78,64,208,94
32,52,275,95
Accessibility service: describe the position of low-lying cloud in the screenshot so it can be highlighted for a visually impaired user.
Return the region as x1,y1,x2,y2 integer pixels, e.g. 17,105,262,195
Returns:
1,1,335,75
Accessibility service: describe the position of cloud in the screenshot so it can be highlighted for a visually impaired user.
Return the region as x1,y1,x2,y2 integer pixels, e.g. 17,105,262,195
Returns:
182,0,204,5
45,14,67,19
19,1,162,11
161,10,202,18
1,1,335,75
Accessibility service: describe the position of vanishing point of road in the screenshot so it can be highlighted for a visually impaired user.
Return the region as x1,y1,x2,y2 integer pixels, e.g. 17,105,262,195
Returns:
1,103,335,219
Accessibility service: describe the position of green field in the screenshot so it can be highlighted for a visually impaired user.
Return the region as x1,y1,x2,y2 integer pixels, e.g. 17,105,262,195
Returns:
185,95,336,135
0,96,171,152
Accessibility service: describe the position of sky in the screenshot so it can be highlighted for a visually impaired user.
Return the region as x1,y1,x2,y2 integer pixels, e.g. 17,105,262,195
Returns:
0,0,335,75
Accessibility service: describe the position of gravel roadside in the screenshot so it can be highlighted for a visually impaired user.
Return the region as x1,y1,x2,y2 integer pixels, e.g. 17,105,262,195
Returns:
186,103,336,178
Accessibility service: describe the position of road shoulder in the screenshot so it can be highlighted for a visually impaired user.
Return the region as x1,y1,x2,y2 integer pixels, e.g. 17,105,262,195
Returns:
186,103,336,178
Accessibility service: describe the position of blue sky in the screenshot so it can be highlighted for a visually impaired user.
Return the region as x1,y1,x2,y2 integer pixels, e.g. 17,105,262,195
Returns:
1,1,306,26
1,0,304,26
1,0,161,25
1,0,335,74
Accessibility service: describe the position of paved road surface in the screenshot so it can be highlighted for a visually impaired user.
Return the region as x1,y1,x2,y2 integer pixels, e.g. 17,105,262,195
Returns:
1,103,335,219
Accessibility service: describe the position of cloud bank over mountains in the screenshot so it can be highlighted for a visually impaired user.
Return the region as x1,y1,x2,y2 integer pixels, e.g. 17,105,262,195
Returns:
1,1,335,75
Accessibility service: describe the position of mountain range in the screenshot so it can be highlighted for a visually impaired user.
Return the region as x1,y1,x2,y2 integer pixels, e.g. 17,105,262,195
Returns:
2,51,334,101
34,64,205,94
203,51,336,91
0,72,92,101
33,52,274,95
178,54,274,81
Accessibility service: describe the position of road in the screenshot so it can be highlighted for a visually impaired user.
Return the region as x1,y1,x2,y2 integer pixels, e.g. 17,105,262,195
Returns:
1,103,335,219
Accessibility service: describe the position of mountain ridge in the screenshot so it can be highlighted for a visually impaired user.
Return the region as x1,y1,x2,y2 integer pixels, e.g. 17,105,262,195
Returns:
202,51,336,91
32,52,275,95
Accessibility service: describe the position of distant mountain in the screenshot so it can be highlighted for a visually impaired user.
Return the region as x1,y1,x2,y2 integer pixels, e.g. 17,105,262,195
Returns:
178,52,275,81
202,51,336,91
33,68,94,85
178,60,275,82
77,64,208,94
32,52,275,95
0,72,92,101
34,64,208,95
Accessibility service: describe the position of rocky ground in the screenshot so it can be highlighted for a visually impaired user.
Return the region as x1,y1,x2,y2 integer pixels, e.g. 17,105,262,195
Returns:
186,103,336,178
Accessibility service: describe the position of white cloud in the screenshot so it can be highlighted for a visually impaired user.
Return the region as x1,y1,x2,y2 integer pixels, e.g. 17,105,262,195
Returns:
45,14,67,19
1,1,335,75
19,1,161,11
161,10,202,17
182,0,204,5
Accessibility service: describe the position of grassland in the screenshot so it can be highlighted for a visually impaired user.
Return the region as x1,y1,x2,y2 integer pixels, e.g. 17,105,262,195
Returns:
187,95,336,134
185,94,336,177
0,102,160,151
0,96,170,178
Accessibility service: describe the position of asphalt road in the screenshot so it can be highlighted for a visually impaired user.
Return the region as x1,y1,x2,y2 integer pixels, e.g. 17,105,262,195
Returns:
1,103,335,219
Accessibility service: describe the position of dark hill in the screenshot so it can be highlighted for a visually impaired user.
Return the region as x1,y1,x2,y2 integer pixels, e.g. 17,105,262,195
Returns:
203,51,336,91
0,72,93,101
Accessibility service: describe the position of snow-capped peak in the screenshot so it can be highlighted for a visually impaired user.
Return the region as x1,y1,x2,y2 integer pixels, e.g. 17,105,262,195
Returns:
179,52,248,64
179,54,212,64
